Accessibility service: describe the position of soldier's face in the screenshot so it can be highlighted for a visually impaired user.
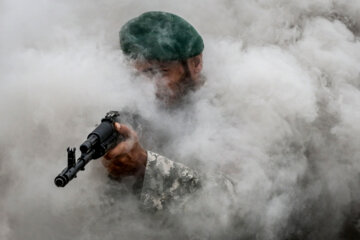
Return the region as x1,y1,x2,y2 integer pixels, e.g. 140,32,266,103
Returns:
134,54,203,105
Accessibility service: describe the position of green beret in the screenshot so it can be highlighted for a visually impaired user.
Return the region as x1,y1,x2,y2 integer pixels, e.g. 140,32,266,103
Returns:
120,11,204,61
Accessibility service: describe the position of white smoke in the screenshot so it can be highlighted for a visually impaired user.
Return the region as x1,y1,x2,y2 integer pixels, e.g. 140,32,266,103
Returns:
1,0,360,239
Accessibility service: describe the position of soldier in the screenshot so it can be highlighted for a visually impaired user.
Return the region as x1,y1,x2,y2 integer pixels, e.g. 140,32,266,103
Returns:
102,11,233,212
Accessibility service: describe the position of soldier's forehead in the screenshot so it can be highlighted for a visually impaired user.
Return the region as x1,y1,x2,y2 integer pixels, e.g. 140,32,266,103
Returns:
134,59,179,69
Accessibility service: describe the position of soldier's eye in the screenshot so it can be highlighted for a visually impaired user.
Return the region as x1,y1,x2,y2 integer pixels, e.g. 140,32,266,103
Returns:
142,68,157,76
142,68,153,73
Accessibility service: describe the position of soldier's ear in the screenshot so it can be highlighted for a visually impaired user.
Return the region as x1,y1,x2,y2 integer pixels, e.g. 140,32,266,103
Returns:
188,54,203,74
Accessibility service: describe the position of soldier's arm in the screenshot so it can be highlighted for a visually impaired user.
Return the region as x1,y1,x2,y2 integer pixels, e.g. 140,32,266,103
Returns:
102,123,236,211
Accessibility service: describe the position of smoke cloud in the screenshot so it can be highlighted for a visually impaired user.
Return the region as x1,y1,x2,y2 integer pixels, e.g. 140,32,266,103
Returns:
1,0,360,239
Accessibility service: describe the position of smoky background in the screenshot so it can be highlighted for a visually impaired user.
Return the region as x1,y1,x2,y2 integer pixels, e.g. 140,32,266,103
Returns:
1,0,360,239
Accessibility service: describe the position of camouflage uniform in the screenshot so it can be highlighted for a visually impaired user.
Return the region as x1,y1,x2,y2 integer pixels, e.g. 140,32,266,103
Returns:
140,151,201,211
132,151,239,240
139,151,237,212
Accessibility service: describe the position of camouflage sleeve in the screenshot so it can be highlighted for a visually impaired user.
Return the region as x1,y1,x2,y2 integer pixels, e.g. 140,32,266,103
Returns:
140,151,201,211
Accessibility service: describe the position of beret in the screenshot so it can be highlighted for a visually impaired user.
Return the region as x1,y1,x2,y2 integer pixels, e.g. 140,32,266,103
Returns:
120,11,204,61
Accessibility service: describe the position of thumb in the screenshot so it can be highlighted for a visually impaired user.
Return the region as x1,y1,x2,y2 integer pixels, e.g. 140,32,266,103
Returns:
114,122,136,139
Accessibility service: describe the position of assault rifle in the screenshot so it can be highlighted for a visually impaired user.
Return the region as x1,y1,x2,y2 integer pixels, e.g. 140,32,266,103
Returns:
54,111,123,187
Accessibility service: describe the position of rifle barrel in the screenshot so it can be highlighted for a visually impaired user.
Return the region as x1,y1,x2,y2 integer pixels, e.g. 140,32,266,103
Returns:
54,149,95,187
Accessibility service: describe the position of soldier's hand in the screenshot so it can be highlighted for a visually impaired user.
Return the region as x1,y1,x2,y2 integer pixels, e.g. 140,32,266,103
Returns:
101,122,147,179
